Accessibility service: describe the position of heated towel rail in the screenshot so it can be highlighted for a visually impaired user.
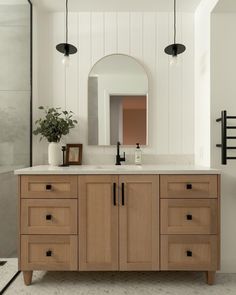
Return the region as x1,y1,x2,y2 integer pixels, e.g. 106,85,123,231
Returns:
216,110,236,164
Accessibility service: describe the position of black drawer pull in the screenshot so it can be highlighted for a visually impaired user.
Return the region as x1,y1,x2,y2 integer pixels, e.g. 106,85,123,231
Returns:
46,250,52,257
186,214,192,220
46,214,52,220
186,250,192,257
186,183,192,190
121,183,125,206
113,183,116,206
46,184,52,191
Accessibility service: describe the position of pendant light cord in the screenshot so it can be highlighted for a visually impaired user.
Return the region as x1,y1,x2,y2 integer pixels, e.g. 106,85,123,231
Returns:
174,0,176,44
66,0,68,43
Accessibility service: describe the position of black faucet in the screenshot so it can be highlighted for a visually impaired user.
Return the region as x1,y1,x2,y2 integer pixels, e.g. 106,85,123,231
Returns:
115,141,126,165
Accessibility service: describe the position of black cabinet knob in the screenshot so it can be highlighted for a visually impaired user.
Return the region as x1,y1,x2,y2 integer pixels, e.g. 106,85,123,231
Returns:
46,214,52,220
186,183,192,190
186,214,192,220
46,250,52,257
46,184,52,191
186,250,192,257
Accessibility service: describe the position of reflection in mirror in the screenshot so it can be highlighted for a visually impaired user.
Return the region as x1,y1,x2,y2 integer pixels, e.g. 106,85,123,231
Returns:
88,54,148,146
110,96,146,145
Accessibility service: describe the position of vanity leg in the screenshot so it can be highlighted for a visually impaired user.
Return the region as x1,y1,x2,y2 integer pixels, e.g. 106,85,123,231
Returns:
23,271,33,286
205,271,215,285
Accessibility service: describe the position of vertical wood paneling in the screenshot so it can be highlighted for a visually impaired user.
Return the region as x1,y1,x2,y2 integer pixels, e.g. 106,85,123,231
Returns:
169,12,183,154
66,13,78,113
117,12,130,54
52,13,66,109
143,12,157,152
35,11,195,164
91,12,104,65
78,13,91,146
156,13,169,154
130,12,143,60
182,13,194,154
91,13,105,154
104,12,117,55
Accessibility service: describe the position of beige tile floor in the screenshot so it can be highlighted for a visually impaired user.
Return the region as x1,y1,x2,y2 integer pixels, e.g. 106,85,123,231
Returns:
0,258,18,292
3,270,236,295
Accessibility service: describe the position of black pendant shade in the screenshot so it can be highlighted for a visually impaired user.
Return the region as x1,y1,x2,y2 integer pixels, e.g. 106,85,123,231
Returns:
56,0,77,57
56,43,77,56
164,43,186,56
164,0,186,57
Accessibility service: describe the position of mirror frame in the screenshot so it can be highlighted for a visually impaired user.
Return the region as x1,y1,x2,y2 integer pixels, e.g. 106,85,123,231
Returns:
87,54,149,147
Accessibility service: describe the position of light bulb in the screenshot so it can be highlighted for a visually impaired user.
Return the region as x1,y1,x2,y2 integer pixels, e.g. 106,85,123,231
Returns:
62,54,70,67
170,55,180,66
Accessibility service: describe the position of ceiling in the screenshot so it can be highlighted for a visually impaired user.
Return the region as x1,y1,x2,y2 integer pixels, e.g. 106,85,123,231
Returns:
213,0,236,13
31,0,202,12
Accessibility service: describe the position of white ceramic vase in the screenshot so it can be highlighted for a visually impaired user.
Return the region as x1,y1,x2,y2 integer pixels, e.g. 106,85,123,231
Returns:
48,142,61,166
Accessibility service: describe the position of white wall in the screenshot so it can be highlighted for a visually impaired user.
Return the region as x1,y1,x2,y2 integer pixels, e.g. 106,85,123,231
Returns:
211,12,236,273
33,11,195,165
194,0,218,166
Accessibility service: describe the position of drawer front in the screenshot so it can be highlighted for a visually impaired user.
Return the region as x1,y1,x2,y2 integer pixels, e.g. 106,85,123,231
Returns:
21,175,77,198
160,175,218,199
21,199,77,234
21,235,78,270
161,235,218,271
161,199,217,234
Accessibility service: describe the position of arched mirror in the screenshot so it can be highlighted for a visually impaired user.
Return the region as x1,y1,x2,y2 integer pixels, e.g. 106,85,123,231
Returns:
88,54,148,146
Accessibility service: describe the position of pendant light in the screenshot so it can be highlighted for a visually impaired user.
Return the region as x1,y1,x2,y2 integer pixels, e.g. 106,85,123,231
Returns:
56,0,77,66
164,0,186,65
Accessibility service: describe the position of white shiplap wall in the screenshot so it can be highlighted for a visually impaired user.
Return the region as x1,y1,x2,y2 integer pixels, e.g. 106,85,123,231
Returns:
33,11,194,165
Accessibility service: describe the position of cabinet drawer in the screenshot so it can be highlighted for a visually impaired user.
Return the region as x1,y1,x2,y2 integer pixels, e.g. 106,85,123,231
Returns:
160,175,218,199
21,175,77,198
21,235,78,270
21,199,77,234
161,199,217,234
161,235,218,271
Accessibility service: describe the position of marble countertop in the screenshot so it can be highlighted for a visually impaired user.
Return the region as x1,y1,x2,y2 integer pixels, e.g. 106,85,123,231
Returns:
14,165,221,175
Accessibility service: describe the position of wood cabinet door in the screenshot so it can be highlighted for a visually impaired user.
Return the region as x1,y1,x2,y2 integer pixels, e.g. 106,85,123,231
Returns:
119,175,159,270
79,175,119,270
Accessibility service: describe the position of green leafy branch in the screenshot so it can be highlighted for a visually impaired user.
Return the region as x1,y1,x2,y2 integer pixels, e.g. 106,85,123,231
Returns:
33,106,78,143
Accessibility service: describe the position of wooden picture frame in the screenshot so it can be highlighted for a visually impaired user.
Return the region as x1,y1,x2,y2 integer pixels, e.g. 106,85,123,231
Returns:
66,144,83,165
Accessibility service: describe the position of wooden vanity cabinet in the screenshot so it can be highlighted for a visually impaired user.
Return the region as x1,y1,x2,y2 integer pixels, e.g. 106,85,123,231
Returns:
79,175,159,271
18,173,220,286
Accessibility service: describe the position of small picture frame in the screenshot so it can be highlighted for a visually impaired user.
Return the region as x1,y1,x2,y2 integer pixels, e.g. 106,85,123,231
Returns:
66,144,83,165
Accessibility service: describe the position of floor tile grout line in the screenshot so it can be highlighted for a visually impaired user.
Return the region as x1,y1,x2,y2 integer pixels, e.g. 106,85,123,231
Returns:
0,271,21,295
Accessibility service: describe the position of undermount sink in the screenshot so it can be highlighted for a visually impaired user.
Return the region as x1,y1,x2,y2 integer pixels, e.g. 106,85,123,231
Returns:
94,165,143,170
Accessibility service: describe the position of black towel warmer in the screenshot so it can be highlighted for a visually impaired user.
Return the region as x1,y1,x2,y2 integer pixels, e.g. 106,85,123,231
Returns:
216,110,236,164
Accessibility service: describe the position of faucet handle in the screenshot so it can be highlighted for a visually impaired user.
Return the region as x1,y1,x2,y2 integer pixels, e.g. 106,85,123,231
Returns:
123,152,126,160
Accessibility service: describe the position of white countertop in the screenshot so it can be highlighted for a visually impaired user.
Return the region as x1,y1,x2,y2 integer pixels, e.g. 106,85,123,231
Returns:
14,165,221,175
